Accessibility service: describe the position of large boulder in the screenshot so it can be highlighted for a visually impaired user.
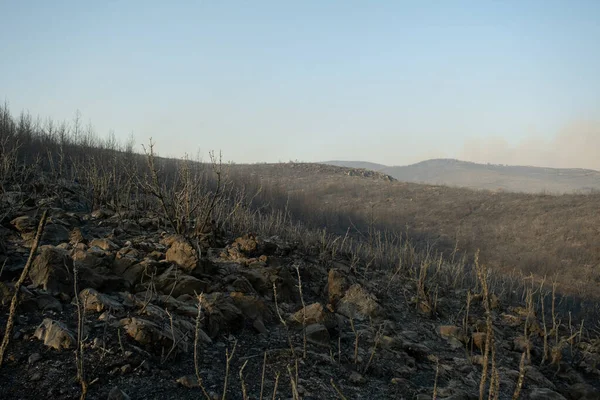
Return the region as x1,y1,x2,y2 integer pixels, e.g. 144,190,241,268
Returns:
10,215,70,244
154,266,209,298
240,266,296,301
230,292,271,333
72,247,110,270
30,245,121,294
113,248,145,285
29,246,74,294
200,293,244,338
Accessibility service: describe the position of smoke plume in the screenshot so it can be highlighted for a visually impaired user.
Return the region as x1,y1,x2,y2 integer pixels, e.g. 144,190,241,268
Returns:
460,120,600,170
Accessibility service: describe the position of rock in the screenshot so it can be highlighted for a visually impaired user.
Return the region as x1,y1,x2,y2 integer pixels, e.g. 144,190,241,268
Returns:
40,223,70,245
200,293,244,338
566,383,600,400
29,246,109,294
290,302,326,325
120,317,183,350
35,294,63,312
230,292,271,332
91,209,113,219
30,372,42,382
0,282,12,306
176,374,200,388
336,284,383,320
290,302,337,330
29,246,74,294
72,247,108,269
79,288,124,312
162,235,199,272
290,303,325,325
526,366,556,390
107,387,131,400
113,259,145,286
349,371,366,385
10,215,36,233
120,317,166,345
120,316,208,352
513,335,531,353
305,323,330,346
438,325,462,338
529,388,567,400
240,267,296,301
229,276,256,294
253,319,267,334
471,332,486,351
224,234,259,260
328,268,349,305
89,238,119,251
154,266,209,298
69,227,86,244
33,318,75,350
438,325,467,349
28,353,42,364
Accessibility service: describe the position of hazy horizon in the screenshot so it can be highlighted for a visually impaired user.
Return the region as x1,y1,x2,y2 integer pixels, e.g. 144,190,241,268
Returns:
2,1,599,169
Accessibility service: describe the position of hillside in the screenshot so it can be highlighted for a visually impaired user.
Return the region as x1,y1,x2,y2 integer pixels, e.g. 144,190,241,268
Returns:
324,159,600,194
2,107,600,399
231,162,600,299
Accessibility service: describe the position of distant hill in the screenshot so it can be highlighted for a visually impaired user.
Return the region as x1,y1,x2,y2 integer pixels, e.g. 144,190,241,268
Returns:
323,158,600,194
324,160,388,171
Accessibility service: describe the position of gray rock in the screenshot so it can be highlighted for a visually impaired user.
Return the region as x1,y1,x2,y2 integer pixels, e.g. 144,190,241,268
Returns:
28,353,42,364
529,388,567,400
33,318,75,350
305,323,330,346
107,386,130,400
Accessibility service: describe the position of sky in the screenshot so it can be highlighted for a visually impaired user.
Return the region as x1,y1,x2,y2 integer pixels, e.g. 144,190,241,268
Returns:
1,1,599,168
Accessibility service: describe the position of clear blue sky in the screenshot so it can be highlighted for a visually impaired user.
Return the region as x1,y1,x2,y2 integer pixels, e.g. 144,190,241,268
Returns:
1,1,599,168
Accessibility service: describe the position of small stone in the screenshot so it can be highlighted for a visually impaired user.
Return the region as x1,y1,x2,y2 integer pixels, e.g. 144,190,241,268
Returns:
176,374,200,388
253,318,267,334
107,386,131,400
349,371,366,385
139,360,151,371
121,364,132,374
28,353,42,365
30,372,42,381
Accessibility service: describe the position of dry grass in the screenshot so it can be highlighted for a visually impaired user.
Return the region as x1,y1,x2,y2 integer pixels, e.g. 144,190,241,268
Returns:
228,162,600,299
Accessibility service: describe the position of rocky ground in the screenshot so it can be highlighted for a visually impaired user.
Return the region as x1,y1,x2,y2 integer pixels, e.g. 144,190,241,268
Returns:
1,184,600,400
